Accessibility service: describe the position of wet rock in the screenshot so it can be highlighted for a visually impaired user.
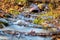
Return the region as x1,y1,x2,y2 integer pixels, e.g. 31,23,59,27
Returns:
4,14,13,18
0,24,4,29
0,18,9,26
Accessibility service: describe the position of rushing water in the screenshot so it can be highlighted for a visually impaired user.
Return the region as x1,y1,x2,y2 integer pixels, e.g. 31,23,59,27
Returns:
0,24,52,40
0,13,52,40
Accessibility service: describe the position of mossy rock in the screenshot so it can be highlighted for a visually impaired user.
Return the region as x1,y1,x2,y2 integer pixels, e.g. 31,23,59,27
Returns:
0,24,4,29
0,18,9,26
0,22,9,26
